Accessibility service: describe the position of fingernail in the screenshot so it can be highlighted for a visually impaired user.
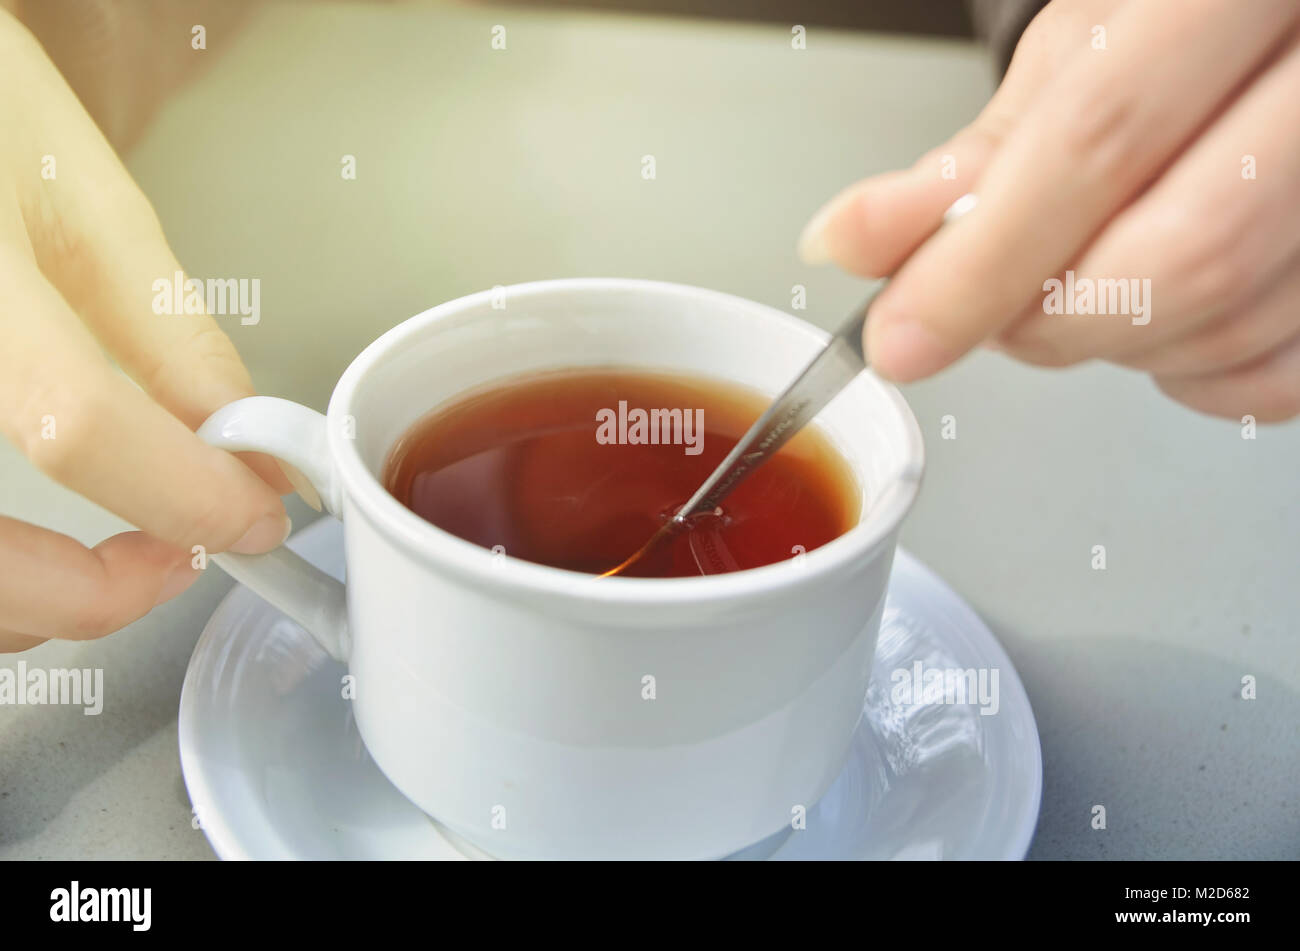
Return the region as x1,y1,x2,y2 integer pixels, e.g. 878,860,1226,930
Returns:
230,512,292,554
797,201,835,265
870,320,957,383
154,564,200,606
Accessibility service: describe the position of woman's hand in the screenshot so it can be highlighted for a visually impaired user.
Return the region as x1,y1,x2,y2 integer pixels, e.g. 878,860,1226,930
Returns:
0,12,290,652
799,0,1300,421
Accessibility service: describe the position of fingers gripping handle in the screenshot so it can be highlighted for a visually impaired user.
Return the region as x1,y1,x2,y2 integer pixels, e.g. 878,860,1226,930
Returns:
197,397,350,661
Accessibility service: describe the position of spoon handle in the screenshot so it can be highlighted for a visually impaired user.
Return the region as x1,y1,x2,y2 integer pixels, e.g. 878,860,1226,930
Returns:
673,289,879,522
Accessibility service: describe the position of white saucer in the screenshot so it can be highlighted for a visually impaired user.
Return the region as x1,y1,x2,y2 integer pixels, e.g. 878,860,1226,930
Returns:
179,517,1042,860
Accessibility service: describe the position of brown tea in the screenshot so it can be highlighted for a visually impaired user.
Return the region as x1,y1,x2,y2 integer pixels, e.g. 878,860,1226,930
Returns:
381,368,859,577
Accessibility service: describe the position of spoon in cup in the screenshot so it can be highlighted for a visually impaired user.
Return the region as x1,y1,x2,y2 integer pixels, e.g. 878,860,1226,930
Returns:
599,193,978,578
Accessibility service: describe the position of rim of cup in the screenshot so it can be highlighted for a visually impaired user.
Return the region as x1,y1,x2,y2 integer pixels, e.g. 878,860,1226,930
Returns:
327,278,925,608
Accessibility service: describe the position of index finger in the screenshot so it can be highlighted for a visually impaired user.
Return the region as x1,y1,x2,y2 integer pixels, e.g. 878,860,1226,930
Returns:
865,0,1300,381
0,257,289,555
2,20,291,494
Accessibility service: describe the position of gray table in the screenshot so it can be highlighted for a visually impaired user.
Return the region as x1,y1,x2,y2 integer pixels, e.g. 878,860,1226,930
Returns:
2,1,1296,860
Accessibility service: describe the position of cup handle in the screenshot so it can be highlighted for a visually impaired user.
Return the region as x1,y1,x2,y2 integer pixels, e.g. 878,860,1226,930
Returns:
196,397,350,662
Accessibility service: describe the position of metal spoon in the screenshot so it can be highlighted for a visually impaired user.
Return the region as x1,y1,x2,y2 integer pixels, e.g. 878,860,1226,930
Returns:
600,192,977,578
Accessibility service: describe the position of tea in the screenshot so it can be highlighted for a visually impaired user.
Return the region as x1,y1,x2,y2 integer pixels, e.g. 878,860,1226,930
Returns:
381,368,859,577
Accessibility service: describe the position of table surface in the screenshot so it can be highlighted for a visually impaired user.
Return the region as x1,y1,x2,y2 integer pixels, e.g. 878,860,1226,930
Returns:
2,1,1296,861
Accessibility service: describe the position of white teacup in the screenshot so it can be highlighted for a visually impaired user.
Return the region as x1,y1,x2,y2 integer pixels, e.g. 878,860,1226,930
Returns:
198,278,924,860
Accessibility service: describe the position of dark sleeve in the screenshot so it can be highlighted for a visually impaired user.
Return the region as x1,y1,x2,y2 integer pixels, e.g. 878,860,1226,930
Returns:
966,0,1050,75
